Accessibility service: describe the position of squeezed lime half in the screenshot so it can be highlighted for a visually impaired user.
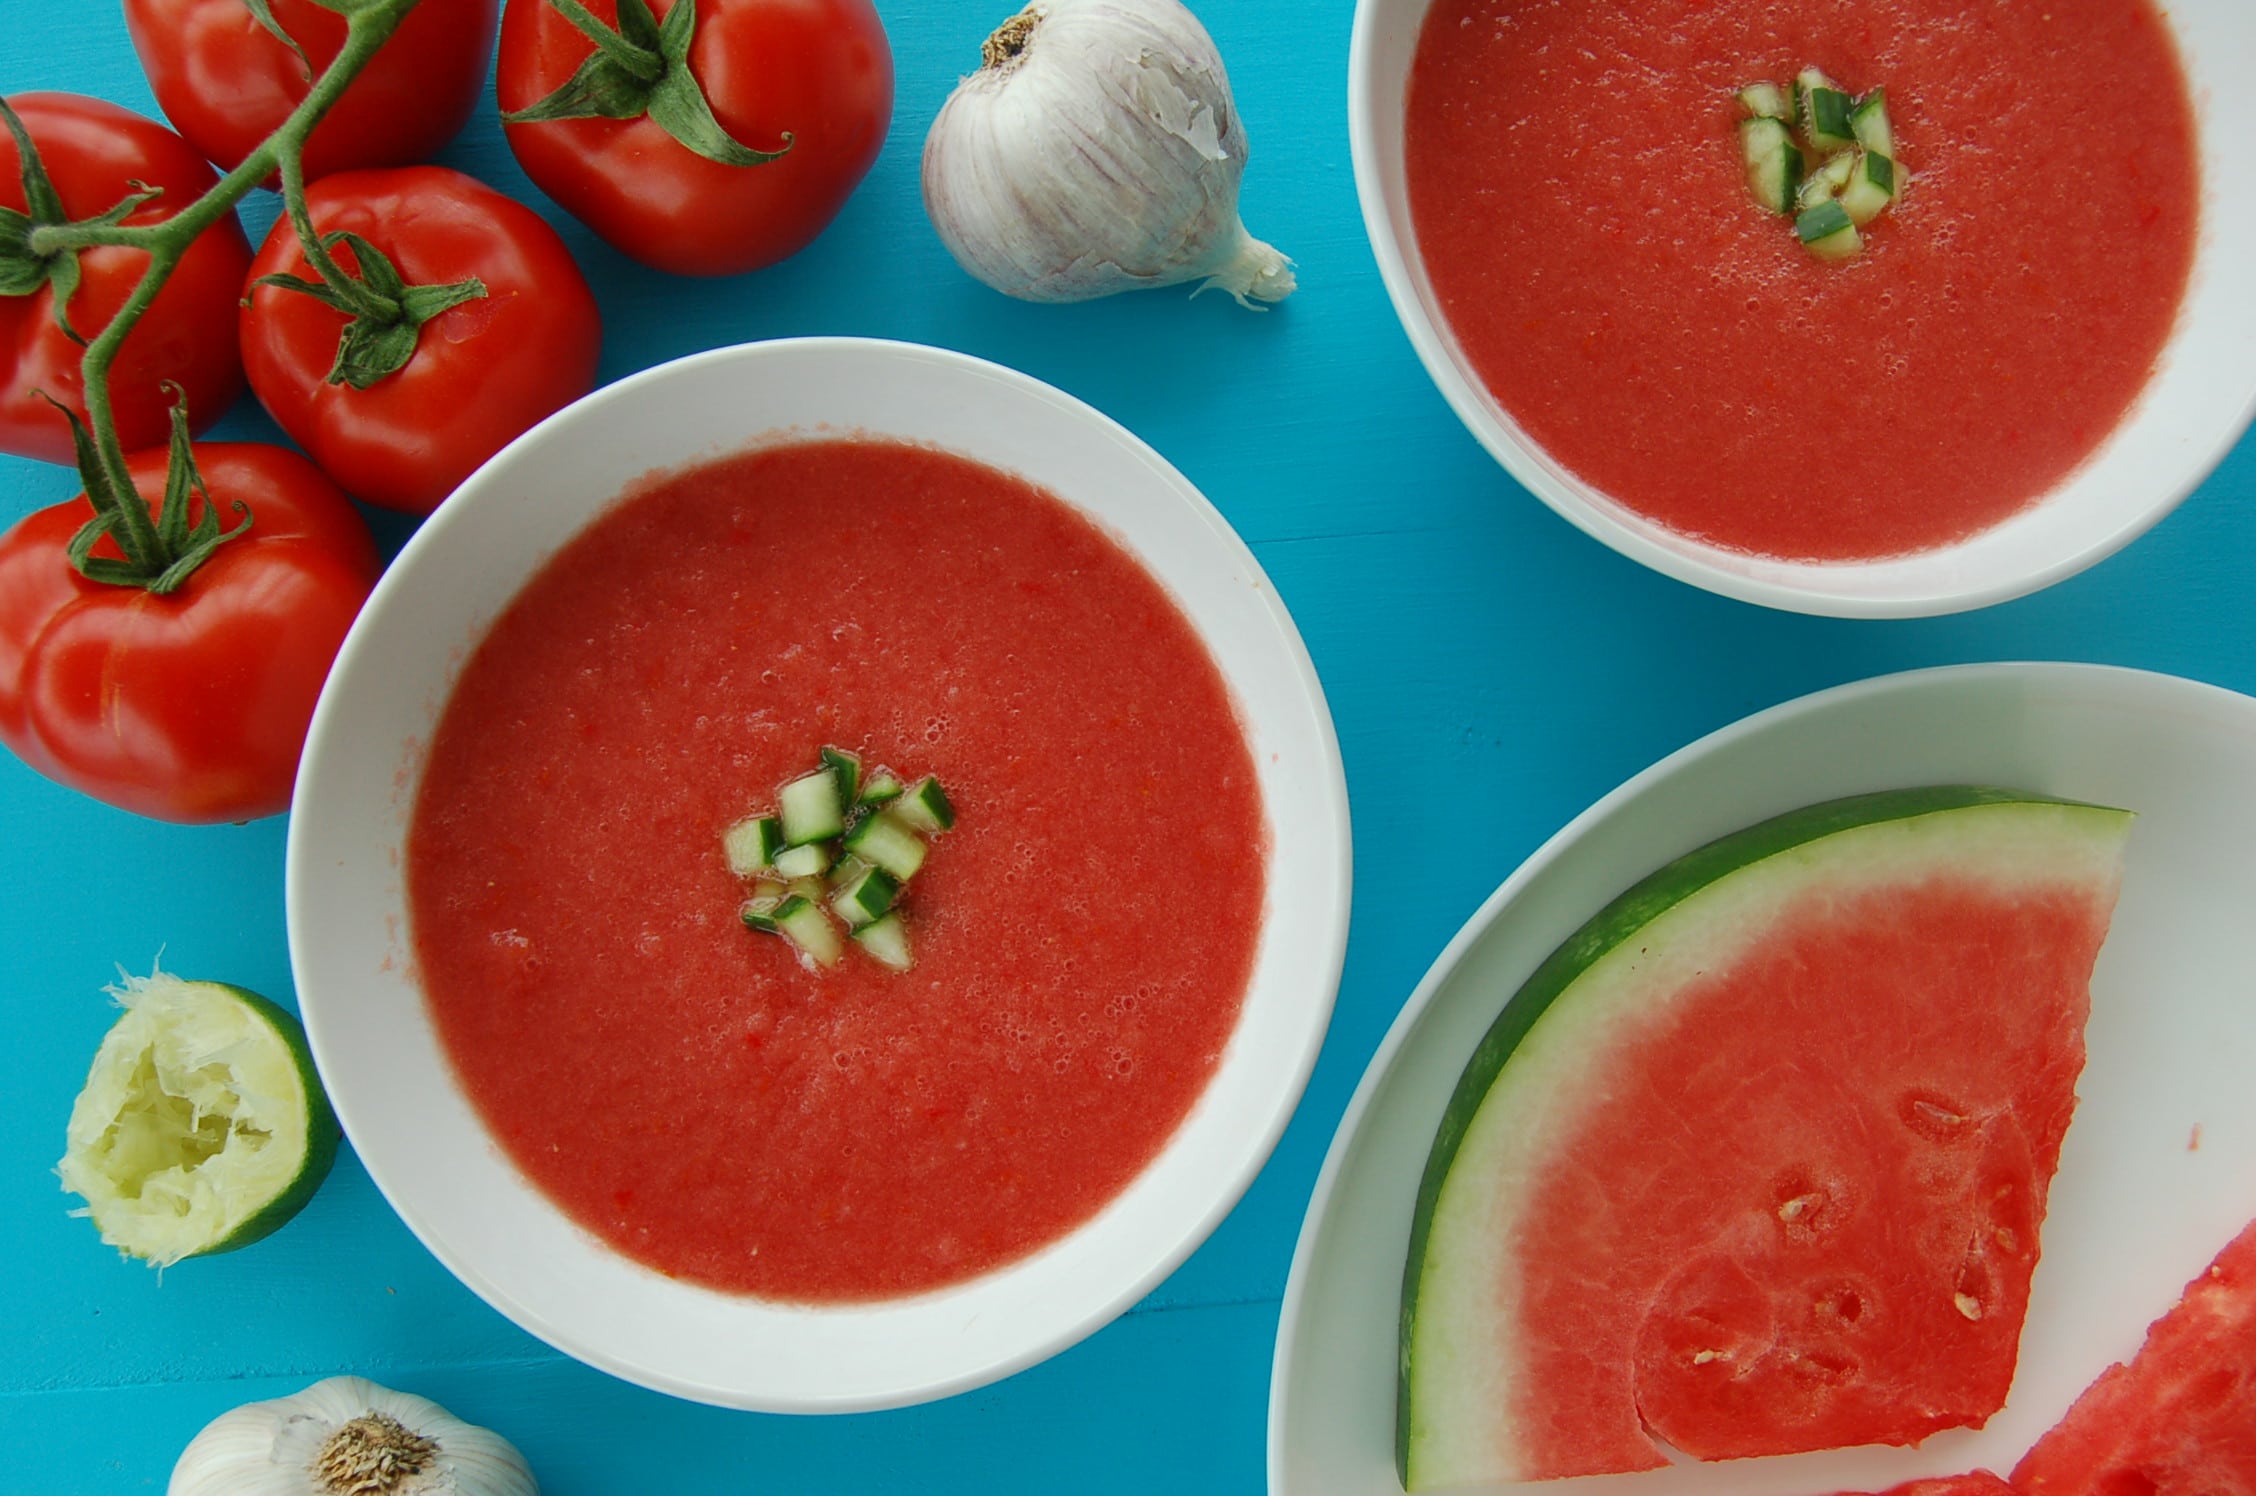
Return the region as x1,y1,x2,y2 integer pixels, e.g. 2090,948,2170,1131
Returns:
59,970,340,1266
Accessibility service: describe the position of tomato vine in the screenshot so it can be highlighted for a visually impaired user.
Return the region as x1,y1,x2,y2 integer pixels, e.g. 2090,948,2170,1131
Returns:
2,0,427,589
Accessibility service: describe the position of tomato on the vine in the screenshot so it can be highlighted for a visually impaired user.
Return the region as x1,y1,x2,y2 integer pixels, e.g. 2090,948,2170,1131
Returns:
239,165,603,514
0,93,250,466
122,0,500,181
496,0,893,277
0,442,379,823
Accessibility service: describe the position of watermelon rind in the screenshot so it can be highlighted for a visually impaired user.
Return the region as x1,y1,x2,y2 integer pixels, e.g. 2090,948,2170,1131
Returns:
1398,787,2133,1489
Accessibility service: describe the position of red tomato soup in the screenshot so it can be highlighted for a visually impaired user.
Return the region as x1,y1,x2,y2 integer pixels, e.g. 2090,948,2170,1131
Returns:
407,440,1267,1301
1406,0,2199,561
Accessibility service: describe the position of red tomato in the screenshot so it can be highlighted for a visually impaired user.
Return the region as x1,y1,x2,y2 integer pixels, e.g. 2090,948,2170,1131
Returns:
0,94,250,466
239,166,603,514
497,0,893,277
123,0,499,181
0,443,379,823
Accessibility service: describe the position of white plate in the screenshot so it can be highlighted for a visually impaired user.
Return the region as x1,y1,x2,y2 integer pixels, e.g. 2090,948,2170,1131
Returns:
1270,662,2256,1493
289,338,1351,1413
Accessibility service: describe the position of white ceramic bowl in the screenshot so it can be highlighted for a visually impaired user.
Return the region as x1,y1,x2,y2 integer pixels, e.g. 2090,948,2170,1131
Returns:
286,338,1351,1412
1270,662,2256,1494
1348,1,2256,618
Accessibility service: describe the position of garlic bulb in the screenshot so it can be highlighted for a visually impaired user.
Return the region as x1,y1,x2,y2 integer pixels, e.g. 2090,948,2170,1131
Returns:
169,1376,537,1496
922,0,1296,307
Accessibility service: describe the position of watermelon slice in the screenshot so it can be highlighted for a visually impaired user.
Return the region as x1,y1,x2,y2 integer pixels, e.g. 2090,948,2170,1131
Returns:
2011,1214,2256,1494
1399,789,2132,1489
1833,1475,2016,1496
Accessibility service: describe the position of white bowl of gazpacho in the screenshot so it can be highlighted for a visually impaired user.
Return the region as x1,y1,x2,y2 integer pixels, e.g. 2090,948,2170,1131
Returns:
1349,0,2256,616
285,338,1351,1411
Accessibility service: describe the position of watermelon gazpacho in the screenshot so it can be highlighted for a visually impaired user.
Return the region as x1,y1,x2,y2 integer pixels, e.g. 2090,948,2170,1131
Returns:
1404,0,2199,561
407,439,1268,1302
1399,790,2132,1488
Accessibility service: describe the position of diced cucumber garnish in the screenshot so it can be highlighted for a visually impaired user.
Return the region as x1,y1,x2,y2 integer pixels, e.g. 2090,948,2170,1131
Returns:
831,865,901,928
851,913,914,972
1796,67,1856,151
893,776,956,834
728,751,958,970
820,746,862,809
1741,69,1900,259
1795,198,1862,259
843,808,929,881
1839,150,1896,225
779,767,847,846
772,840,832,879
1739,117,1802,215
771,896,842,967
1850,87,1894,157
1737,82,1789,121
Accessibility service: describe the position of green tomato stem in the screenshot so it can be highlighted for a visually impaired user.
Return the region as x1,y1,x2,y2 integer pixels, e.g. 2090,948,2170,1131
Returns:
277,148,401,325
544,0,667,84
46,0,425,585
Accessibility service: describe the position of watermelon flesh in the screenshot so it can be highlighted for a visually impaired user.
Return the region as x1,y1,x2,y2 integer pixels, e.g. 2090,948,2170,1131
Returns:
1400,791,2132,1489
1833,1476,2017,1496
2011,1214,2256,1496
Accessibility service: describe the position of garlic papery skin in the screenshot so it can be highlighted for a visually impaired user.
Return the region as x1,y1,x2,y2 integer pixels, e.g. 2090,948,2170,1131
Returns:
168,1376,537,1496
922,0,1296,307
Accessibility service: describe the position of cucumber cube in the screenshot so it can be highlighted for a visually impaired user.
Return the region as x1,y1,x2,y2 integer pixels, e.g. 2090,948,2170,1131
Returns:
1797,68,1856,151
1739,117,1801,215
779,767,847,846
772,841,832,879
1850,87,1895,157
831,866,902,928
894,776,956,834
844,808,929,881
1840,150,1896,225
722,815,783,877
852,913,914,972
1795,199,1862,259
820,746,862,809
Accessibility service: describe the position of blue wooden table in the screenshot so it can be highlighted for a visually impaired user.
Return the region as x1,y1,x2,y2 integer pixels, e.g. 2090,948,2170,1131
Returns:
5,4,2251,1490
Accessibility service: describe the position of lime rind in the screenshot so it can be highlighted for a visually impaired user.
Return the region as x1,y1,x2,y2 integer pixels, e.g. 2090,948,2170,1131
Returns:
59,970,339,1267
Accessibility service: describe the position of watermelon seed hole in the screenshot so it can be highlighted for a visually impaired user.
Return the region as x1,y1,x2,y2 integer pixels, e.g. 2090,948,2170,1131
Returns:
1771,1171,1845,1241
1899,1089,1973,1143
1813,1284,1865,1323
1788,1348,1858,1385
1955,1248,1994,1321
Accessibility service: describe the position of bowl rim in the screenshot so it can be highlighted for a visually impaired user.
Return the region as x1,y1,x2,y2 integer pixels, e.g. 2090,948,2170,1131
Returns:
285,334,1353,1412
1345,0,2256,619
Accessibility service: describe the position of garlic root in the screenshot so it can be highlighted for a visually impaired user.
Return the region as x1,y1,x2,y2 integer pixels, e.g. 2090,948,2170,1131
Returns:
168,1376,537,1496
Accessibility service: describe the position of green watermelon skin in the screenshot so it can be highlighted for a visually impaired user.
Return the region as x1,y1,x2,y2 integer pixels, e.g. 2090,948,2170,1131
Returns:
1399,789,2133,1489
1833,1475,2016,1496
2012,1215,2256,1496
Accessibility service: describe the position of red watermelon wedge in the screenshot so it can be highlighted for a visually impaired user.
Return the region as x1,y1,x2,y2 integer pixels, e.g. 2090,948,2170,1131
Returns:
1834,1476,2016,1496
1399,789,2132,1489
2011,1214,2256,1495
